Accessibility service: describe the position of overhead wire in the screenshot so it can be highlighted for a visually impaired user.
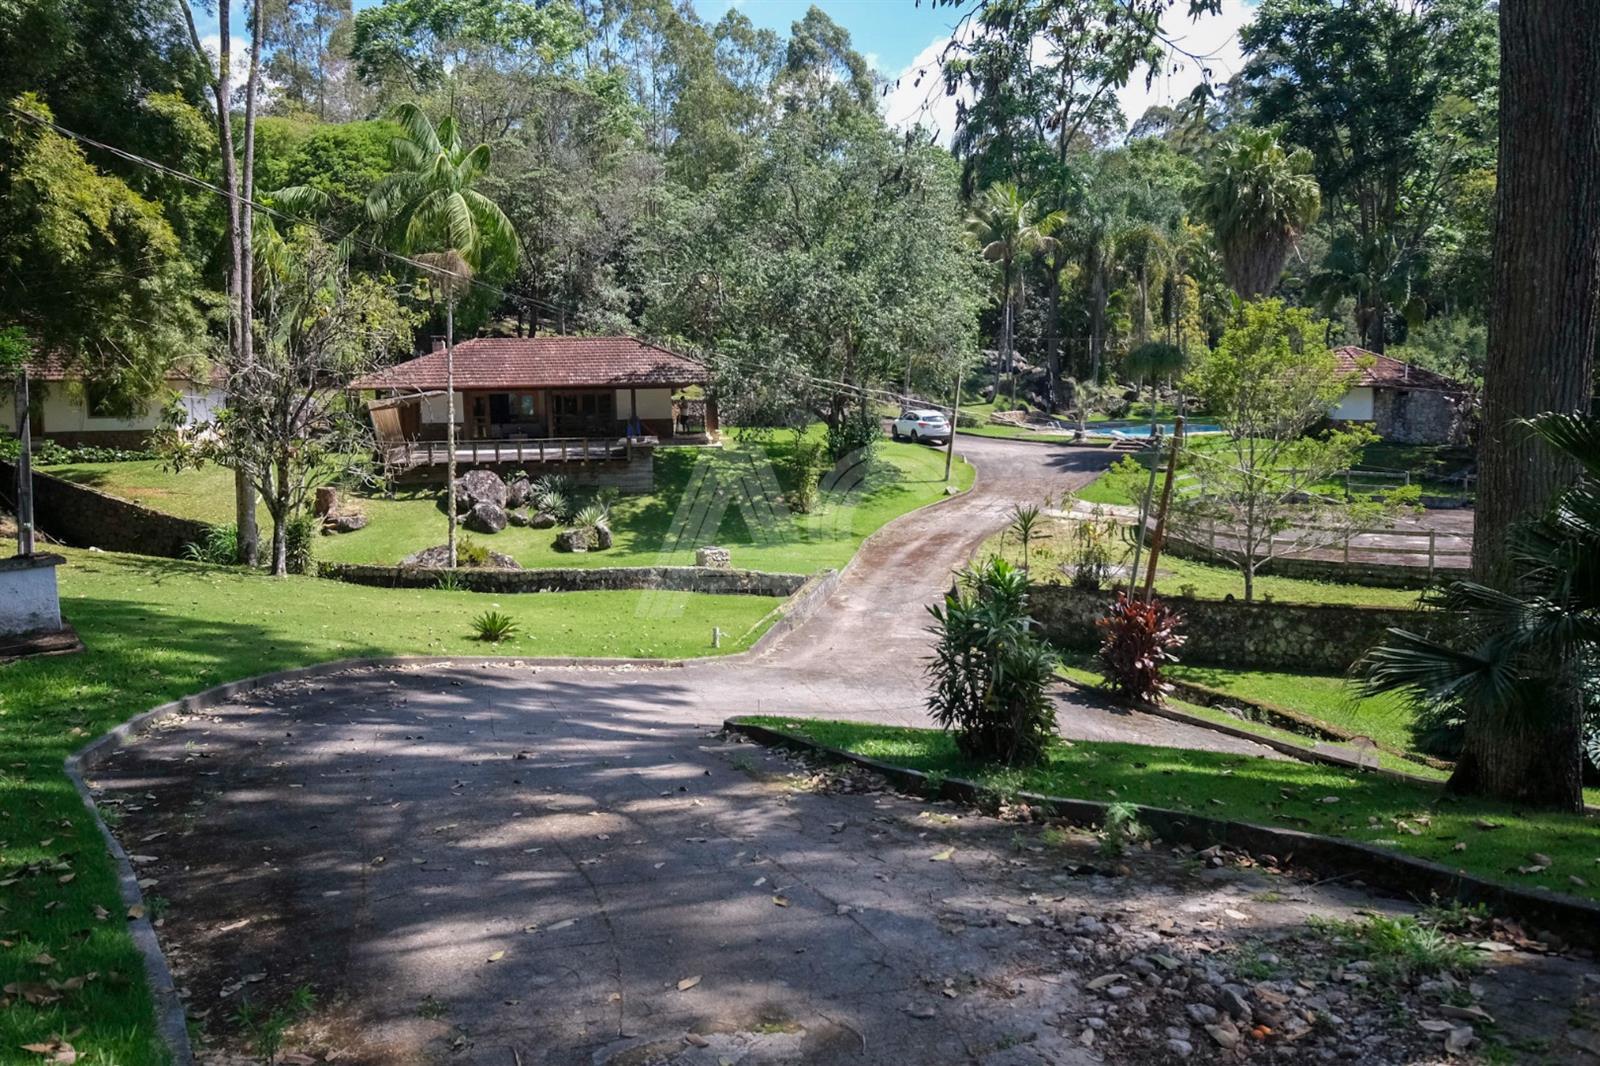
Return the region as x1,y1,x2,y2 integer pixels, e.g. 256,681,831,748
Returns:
1,99,960,411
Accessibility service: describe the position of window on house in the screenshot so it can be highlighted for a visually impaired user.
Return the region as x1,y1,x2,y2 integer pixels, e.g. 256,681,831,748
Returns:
85,384,118,418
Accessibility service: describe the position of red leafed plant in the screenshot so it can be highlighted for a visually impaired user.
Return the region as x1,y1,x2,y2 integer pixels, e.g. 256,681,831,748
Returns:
1096,592,1186,704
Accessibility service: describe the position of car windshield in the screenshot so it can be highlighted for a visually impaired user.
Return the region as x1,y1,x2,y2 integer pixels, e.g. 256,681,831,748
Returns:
919,412,946,421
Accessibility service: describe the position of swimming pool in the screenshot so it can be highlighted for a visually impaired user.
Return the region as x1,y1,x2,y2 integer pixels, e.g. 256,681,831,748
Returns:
1091,421,1223,437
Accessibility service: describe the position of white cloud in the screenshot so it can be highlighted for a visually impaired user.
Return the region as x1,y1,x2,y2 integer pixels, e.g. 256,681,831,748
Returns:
883,0,1255,146
1114,0,1252,130
201,33,255,87
881,34,967,144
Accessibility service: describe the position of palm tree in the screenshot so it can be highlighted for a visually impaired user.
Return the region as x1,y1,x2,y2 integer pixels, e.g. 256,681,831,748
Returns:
1191,127,1321,299
1123,340,1186,433
368,103,518,568
966,183,1065,400
1355,412,1600,811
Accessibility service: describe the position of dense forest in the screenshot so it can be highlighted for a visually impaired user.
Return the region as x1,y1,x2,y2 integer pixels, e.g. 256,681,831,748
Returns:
0,0,1503,425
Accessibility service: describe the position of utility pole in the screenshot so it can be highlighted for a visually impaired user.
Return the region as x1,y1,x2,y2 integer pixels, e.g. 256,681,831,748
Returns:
445,297,458,569
1142,416,1186,602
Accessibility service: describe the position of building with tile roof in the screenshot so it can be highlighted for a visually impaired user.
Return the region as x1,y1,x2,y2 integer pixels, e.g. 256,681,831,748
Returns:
1327,346,1469,445
350,336,716,462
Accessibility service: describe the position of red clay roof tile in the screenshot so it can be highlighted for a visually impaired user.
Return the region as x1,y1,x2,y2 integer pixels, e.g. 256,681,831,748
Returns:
1331,346,1463,392
349,336,708,392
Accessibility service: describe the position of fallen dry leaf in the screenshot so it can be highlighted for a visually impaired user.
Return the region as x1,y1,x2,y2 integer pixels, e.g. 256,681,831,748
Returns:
929,848,954,862
676,975,702,992
487,951,505,962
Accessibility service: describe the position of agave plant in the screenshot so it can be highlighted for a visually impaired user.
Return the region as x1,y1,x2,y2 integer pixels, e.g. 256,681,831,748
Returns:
1355,412,1600,809
573,502,611,532
472,610,519,643
534,489,573,523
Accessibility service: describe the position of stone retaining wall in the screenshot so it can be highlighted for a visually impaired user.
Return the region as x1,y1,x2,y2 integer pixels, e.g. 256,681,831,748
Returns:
319,561,808,597
1,461,211,558
1030,583,1435,672
394,453,654,494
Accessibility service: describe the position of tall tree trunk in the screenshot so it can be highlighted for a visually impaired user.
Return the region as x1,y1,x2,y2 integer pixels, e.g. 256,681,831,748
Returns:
1461,0,1600,810
1043,250,1063,410
235,1,265,566
1089,262,1107,383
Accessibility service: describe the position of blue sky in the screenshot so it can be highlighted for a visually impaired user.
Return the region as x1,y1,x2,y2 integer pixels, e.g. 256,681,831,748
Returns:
198,0,1256,140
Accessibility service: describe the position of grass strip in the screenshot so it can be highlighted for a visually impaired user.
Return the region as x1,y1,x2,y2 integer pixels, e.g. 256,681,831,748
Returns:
743,716,1600,906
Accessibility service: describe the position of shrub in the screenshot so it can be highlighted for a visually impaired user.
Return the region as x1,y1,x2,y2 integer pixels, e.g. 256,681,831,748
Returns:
472,610,519,643
0,438,155,464
826,406,880,463
573,501,611,532
284,511,318,575
1068,518,1116,590
435,570,465,592
456,535,491,568
783,437,827,514
1096,591,1185,705
925,557,1059,767
182,523,240,565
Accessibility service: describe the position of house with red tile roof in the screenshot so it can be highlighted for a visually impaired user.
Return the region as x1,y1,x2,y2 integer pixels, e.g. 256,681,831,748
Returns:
348,336,716,469
0,357,226,449
1327,346,1469,445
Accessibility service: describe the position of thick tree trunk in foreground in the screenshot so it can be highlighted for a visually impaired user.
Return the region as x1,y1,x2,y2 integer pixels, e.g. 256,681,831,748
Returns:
1461,0,1600,810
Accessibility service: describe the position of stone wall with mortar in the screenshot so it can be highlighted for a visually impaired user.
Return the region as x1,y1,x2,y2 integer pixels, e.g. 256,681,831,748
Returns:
1,461,212,558
1029,583,1436,672
319,561,808,597
395,453,654,493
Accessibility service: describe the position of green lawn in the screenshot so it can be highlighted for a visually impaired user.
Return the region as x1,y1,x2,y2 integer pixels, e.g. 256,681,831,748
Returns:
986,517,1425,608
1164,665,1419,754
46,432,973,574
0,549,779,1064
744,717,1600,905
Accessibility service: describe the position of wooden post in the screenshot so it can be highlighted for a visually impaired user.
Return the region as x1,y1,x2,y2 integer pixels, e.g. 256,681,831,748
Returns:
1427,529,1436,580
1141,417,1185,602
14,370,35,556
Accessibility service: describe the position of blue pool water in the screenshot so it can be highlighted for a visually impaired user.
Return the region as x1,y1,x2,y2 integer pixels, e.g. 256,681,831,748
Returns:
1093,421,1223,437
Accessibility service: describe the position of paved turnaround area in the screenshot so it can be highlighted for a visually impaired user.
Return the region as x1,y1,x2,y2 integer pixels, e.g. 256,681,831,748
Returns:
86,437,1600,1064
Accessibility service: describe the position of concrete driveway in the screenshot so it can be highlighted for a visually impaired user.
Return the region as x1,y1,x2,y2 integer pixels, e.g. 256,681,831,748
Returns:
88,436,1317,1064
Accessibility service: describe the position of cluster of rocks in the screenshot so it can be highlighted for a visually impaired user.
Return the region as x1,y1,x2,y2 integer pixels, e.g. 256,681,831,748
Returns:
401,543,520,570
695,546,731,569
312,486,367,534
450,468,561,534
554,524,612,553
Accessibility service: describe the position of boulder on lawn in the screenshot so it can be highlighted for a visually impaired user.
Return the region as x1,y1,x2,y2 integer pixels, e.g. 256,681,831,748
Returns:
507,476,532,509
531,512,558,529
466,501,508,533
314,485,340,517
328,512,368,533
507,508,533,527
452,468,509,512
554,528,591,552
593,525,613,550
402,544,520,570
696,546,731,569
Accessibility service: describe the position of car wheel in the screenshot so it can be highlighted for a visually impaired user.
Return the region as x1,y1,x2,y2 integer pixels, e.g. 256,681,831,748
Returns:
891,427,902,441
910,430,921,443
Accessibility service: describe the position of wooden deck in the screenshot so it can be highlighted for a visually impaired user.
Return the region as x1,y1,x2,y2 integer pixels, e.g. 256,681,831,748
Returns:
385,436,656,470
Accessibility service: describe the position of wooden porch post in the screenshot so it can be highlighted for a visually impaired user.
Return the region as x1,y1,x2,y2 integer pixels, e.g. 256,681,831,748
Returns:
705,396,719,439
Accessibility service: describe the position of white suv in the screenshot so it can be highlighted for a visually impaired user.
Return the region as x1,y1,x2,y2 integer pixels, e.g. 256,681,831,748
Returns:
891,409,951,444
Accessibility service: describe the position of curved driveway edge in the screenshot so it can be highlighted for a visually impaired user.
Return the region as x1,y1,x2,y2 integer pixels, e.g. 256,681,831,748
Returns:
724,717,1600,953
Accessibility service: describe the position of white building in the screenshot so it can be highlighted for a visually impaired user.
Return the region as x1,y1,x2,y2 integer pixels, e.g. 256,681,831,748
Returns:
1,358,226,449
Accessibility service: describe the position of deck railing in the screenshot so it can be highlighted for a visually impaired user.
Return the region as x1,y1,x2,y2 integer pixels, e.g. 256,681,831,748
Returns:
385,436,653,470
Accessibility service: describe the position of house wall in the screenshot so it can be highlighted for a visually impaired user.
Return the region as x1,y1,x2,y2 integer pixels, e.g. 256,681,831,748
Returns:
1374,387,1461,445
0,382,224,447
616,388,673,420
1331,386,1375,422
420,392,465,425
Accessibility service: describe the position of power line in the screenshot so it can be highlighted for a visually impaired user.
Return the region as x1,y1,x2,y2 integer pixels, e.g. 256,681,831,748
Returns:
1,101,959,413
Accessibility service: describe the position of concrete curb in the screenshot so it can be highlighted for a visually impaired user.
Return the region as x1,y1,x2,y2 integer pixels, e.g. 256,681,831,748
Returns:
724,717,1600,953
